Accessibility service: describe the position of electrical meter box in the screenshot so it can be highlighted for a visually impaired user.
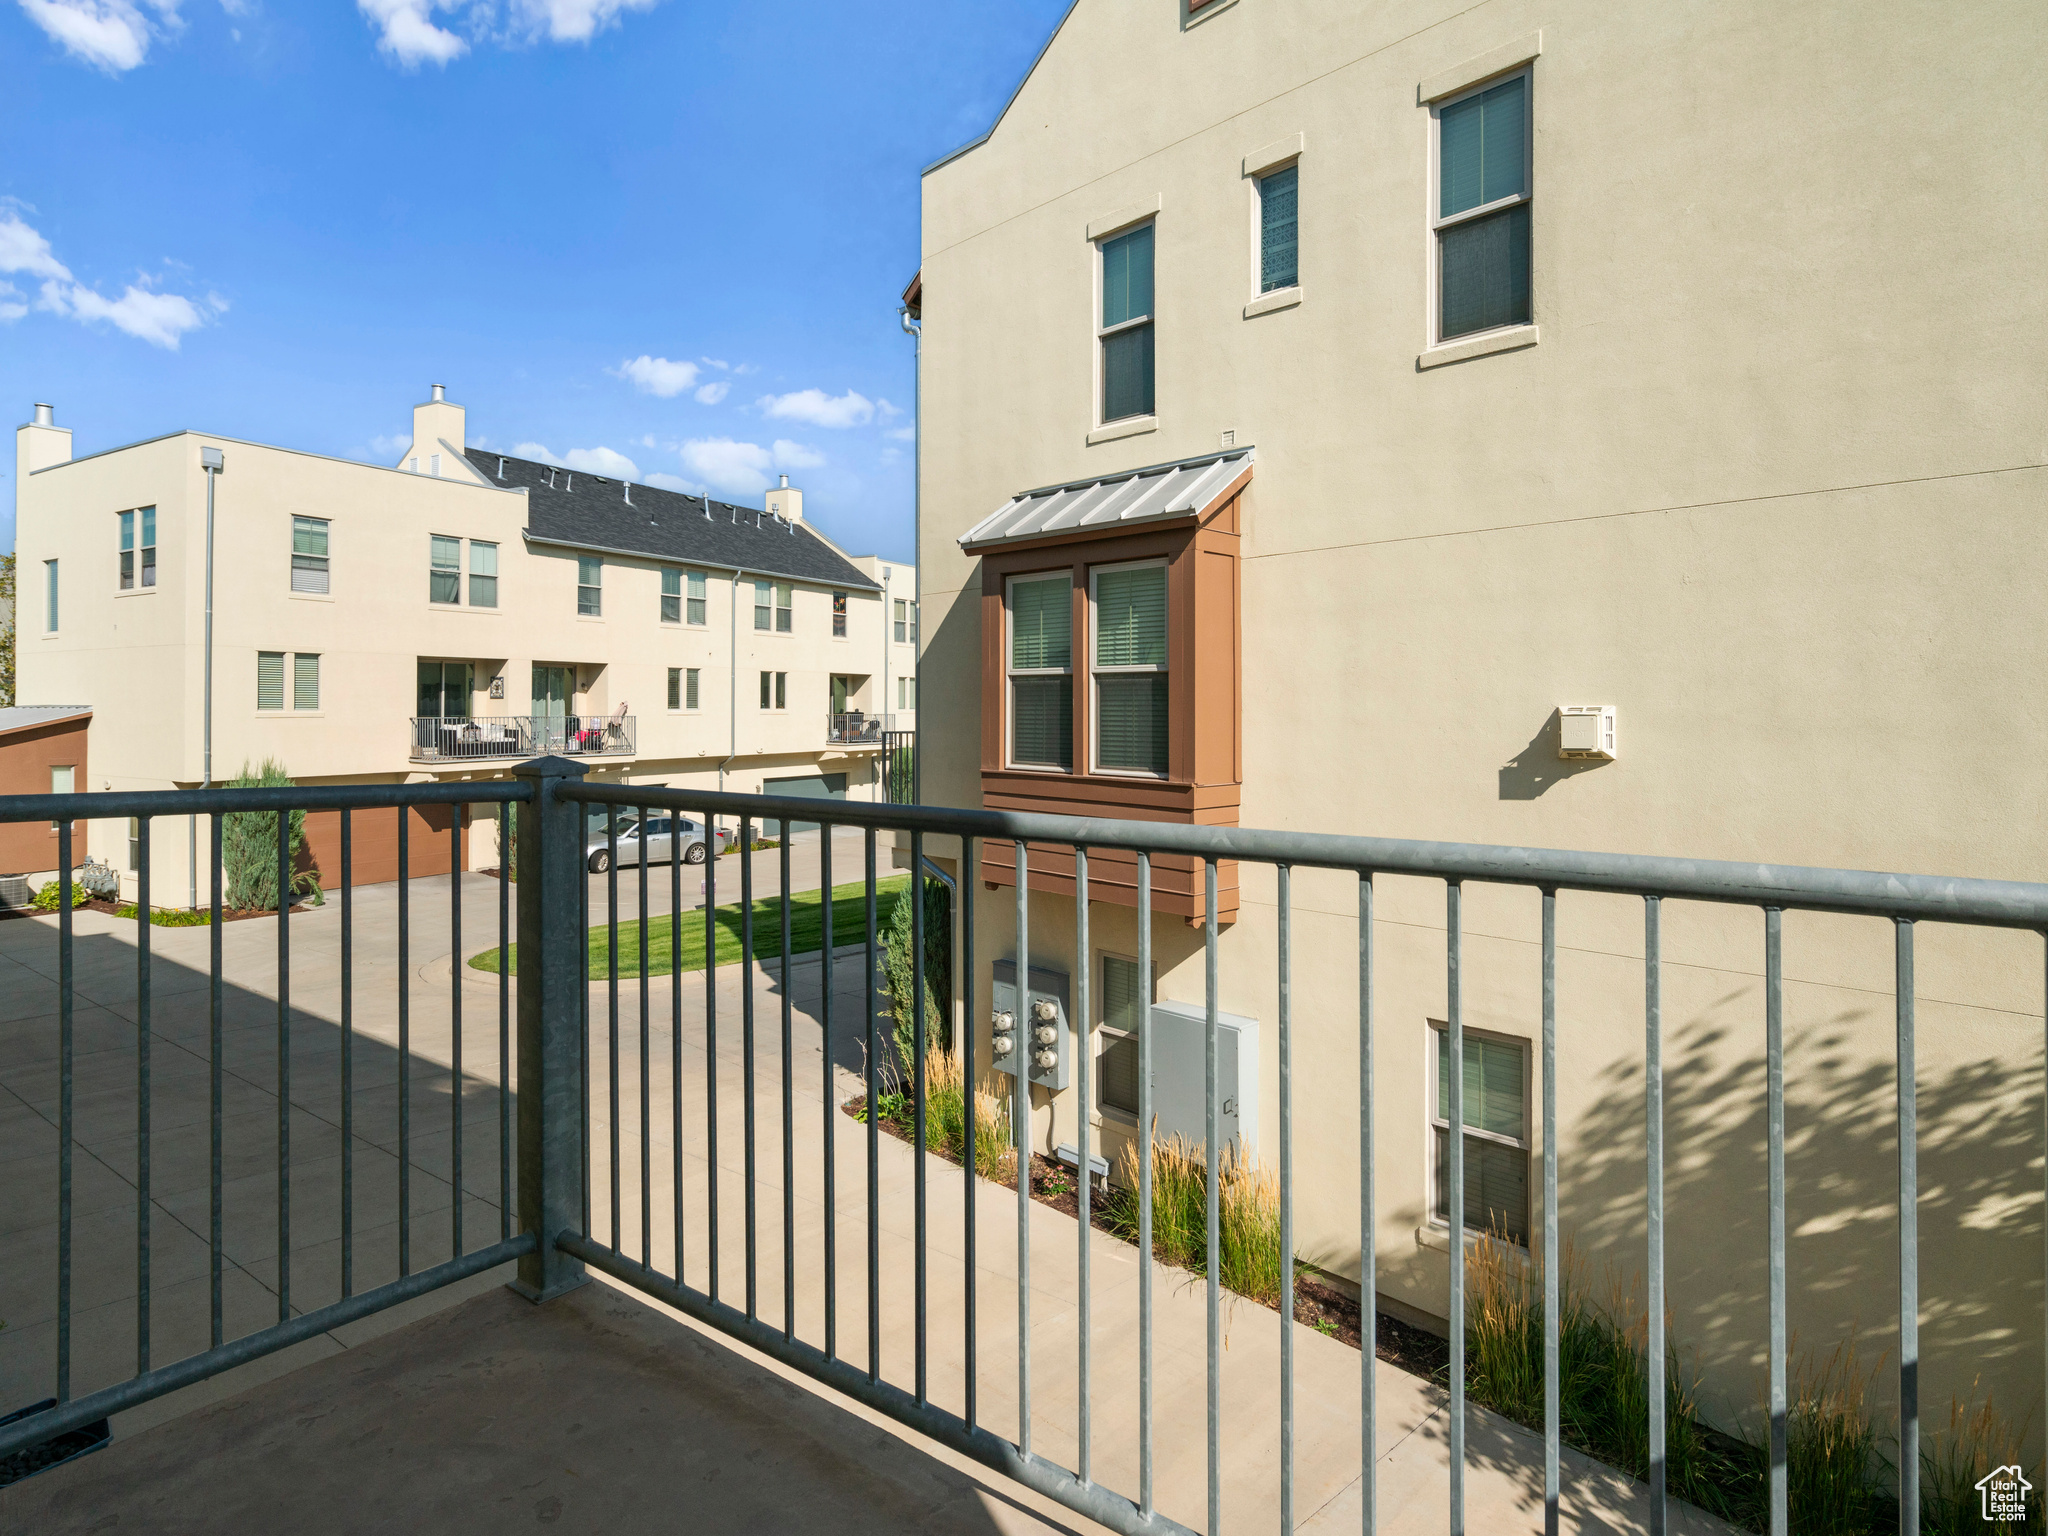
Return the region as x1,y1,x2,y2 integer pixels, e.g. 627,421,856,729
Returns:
991,959,1069,1092
1147,1000,1261,1159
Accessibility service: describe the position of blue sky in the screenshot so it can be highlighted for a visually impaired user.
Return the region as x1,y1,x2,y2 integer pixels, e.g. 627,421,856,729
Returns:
0,0,1068,560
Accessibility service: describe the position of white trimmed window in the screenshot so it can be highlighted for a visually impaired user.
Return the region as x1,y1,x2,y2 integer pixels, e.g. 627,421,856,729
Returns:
44,559,58,632
687,570,707,625
50,765,74,829
661,568,682,624
293,653,320,711
1258,164,1299,293
894,599,908,642
1098,223,1155,423
667,667,702,711
118,507,156,590
430,535,461,604
1097,953,1148,1118
758,670,787,710
1090,561,1167,777
469,541,497,608
1429,1023,1530,1246
577,556,602,616
1006,573,1072,771
257,651,286,711
1431,70,1532,343
292,517,330,594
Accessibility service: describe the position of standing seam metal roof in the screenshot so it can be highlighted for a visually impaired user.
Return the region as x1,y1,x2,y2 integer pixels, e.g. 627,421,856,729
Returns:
957,448,1253,552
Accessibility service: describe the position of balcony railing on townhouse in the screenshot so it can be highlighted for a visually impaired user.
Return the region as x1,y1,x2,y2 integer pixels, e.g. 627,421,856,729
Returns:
825,710,894,746
2,764,2045,1536
409,714,635,762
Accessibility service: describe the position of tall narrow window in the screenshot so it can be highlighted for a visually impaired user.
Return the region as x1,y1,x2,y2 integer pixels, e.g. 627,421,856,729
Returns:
775,583,793,633
44,560,58,631
776,671,787,709
293,652,321,711
1259,163,1299,292
1092,562,1168,776
686,668,700,710
661,568,682,623
257,651,286,711
759,669,772,708
1434,72,1531,341
50,765,74,830
668,667,682,710
832,591,847,637
577,555,602,616
469,540,497,607
140,506,155,588
1098,954,1147,1117
118,510,135,590
754,580,772,631
1430,1025,1530,1245
894,599,907,642
430,535,462,604
1099,222,1156,423
128,817,141,871
686,570,706,625
909,601,918,645
292,516,330,594
1007,574,1073,770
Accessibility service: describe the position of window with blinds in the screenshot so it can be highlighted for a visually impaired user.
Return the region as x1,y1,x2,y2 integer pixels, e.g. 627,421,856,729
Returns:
468,541,497,608
686,668,700,710
293,653,320,711
687,570,706,625
292,517,330,594
1097,954,1147,1117
668,667,682,710
1259,164,1299,292
775,583,793,633
894,599,907,642
661,567,682,623
1430,1026,1530,1245
1433,72,1531,342
430,535,461,604
1099,222,1155,423
257,651,285,711
1007,574,1073,770
577,555,603,616
1092,563,1167,775
118,509,135,590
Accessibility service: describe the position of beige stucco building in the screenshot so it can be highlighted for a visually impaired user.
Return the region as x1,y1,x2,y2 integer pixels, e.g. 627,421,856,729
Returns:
912,0,2047,1452
12,389,916,896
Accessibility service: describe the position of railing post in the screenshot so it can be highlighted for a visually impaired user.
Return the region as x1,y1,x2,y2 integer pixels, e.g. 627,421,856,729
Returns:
511,754,591,1302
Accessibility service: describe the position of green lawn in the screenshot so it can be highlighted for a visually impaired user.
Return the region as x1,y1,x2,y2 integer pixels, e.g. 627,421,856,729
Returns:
468,873,910,980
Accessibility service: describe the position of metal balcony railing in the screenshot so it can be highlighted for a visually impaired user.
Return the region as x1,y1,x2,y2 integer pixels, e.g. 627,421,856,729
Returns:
825,710,893,746
3,763,2045,1535
409,715,635,761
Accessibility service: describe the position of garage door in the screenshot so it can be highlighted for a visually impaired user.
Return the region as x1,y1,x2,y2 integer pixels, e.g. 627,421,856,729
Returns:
759,773,846,838
300,804,468,890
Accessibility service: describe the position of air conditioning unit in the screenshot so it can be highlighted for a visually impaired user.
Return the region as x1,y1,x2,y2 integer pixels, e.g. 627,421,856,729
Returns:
1557,704,1617,761
1145,1000,1260,1159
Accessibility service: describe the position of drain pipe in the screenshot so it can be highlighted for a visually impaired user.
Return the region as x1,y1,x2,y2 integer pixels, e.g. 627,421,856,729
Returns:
192,446,223,909
716,567,748,840
899,302,921,802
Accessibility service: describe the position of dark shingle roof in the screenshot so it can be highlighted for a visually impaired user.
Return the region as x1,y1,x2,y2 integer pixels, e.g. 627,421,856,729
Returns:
467,449,879,591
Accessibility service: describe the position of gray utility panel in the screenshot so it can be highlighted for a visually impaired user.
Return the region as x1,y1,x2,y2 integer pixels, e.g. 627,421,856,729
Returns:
1146,1000,1261,1160
759,772,846,837
990,959,1069,1093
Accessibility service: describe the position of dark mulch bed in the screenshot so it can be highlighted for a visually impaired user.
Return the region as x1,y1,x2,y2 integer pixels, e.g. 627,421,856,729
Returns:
844,1094,1451,1384
79,897,312,925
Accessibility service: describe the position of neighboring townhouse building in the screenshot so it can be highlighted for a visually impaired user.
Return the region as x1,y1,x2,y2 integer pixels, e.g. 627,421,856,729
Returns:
13,389,914,901
0,704,90,896
847,552,920,727
912,0,2045,1442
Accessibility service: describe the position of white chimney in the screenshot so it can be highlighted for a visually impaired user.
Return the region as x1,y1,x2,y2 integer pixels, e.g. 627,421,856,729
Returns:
765,477,803,524
409,383,466,465
18,401,72,481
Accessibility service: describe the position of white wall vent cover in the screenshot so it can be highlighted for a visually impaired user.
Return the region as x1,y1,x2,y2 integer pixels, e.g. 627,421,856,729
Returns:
1558,705,1617,760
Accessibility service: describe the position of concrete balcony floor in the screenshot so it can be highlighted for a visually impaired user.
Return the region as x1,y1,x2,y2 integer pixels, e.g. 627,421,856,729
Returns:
0,833,1735,1535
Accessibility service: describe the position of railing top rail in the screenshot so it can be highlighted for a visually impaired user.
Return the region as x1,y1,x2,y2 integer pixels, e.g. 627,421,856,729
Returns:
561,778,2048,928
0,778,531,825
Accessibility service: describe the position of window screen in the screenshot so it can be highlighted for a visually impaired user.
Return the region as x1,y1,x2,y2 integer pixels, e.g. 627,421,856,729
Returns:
1259,164,1299,292
293,653,320,711
1437,74,1531,340
257,651,285,711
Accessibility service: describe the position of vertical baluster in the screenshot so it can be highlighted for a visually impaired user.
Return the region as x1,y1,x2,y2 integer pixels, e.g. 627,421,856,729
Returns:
706,810,720,1301
865,826,879,1382
673,814,685,1283
1137,850,1154,1518
136,817,152,1373
57,822,74,1402
1076,845,1092,1486
1646,895,1666,1536
1278,862,1293,1534
399,807,411,1277
1448,880,1465,1535
580,829,590,1243
1359,871,1374,1536
341,811,354,1297
781,833,796,1339
1766,908,1787,1536
608,805,620,1253
640,802,652,1270
211,813,225,1344
822,822,835,1358
1542,888,1559,1536
912,828,928,1400
497,806,509,1246
1204,858,1220,1536
1896,918,1919,1536
742,815,757,1319
278,804,293,1318
1015,839,1031,1458
451,810,463,1261
961,836,978,1430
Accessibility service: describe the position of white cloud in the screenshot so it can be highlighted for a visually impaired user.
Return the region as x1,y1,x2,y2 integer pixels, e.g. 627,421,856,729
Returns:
18,0,181,72
644,472,699,495
699,357,729,371
679,437,774,496
771,439,823,470
885,425,915,442
879,448,901,465
876,398,902,419
0,208,217,348
693,380,729,405
369,432,411,457
508,0,655,43
514,441,641,480
612,354,698,398
357,0,465,65
756,388,874,429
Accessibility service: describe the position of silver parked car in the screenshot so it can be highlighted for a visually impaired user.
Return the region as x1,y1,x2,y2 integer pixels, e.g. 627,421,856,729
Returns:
585,813,731,872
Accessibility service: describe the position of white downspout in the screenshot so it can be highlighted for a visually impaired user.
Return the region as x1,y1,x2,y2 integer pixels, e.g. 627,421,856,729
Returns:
899,303,921,802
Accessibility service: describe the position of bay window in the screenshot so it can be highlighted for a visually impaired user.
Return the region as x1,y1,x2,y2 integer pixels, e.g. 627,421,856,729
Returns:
1006,574,1072,771
1090,562,1167,776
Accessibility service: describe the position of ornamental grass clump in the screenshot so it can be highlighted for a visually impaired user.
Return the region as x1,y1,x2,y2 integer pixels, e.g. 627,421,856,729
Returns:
1921,1388,2040,1535
1104,1133,1285,1305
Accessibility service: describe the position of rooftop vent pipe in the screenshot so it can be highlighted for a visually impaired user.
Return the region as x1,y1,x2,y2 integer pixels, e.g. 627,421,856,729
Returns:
431,384,445,402
624,483,632,505
779,474,788,488
33,403,54,426
497,457,505,479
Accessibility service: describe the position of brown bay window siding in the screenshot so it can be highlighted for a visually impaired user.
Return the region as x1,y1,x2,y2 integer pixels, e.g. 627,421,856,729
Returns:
977,485,1243,923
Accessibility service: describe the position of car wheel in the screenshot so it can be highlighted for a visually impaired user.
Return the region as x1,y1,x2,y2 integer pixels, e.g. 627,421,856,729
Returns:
588,850,609,873
685,842,707,865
